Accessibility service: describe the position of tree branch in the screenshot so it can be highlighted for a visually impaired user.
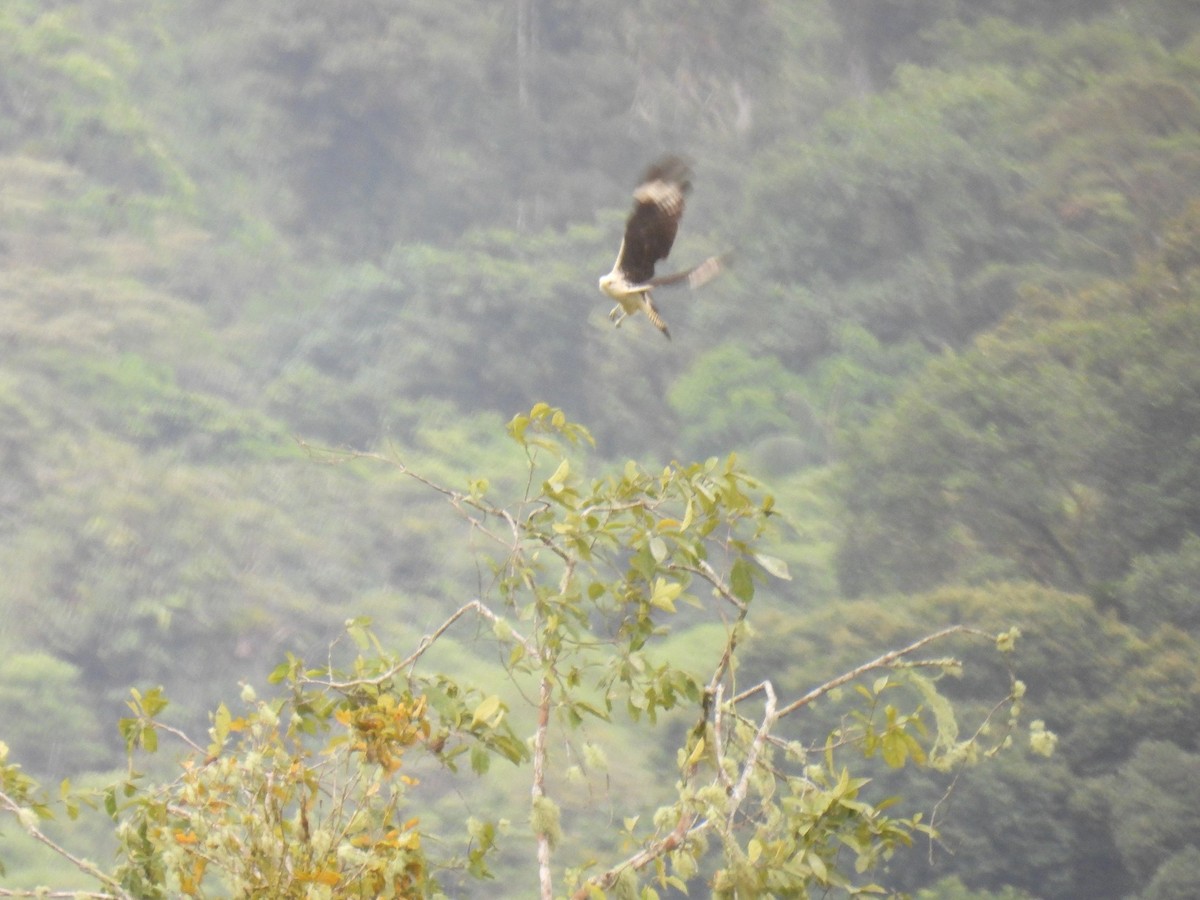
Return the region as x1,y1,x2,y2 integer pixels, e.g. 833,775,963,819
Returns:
569,809,703,900
0,791,132,900
769,625,986,720
309,599,538,691
533,675,554,900
0,892,122,899
672,559,747,612
725,681,776,834
571,624,994,896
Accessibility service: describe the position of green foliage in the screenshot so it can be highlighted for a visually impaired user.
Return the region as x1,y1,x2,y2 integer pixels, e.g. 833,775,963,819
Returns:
1118,533,1200,632
0,407,1025,898
838,203,1200,598
743,62,1039,349
1140,845,1200,900
1099,741,1200,886
668,343,811,460
115,681,439,897
0,4,192,200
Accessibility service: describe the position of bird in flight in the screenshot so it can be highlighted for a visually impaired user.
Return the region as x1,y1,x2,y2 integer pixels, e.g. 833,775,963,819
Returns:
598,155,725,340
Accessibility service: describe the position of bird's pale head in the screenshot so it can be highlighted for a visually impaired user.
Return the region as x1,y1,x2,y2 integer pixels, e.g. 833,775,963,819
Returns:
598,272,619,298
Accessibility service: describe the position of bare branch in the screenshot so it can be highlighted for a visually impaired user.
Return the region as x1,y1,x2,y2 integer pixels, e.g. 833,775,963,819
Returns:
712,683,733,793
307,599,538,692
671,559,747,612
152,720,206,755
570,809,704,900
725,681,776,834
772,625,987,720
0,891,122,899
0,791,132,900
296,439,517,552
533,675,554,900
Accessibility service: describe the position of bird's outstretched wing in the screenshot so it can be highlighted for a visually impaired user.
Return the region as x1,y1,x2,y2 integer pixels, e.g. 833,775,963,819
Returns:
615,156,692,285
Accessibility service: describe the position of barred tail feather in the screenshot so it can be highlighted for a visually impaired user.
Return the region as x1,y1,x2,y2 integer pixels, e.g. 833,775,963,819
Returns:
641,294,671,340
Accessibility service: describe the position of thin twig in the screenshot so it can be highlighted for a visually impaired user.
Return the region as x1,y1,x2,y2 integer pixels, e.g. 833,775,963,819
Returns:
672,560,747,611
712,683,732,792
307,600,538,691
0,791,132,900
0,891,121,899
152,721,206,755
297,439,515,551
570,811,705,900
748,625,985,719
927,678,1022,863
724,681,776,835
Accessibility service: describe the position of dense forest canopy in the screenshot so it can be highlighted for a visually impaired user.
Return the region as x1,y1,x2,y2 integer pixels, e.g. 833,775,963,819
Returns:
3,0,1200,896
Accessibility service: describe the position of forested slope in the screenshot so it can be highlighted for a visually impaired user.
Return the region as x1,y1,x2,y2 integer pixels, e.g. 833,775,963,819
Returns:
3,0,1200,896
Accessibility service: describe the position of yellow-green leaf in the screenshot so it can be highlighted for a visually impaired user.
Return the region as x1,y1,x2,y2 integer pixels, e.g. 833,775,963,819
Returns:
680,497,695,532
809,852,828,882
472,694,503,727
650,579,682,612
547,458,570,493
747,838,762,863
213,702,231,742
650,536,668,562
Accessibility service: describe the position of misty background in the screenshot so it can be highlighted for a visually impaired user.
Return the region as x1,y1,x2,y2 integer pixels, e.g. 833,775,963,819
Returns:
3,0,1200,896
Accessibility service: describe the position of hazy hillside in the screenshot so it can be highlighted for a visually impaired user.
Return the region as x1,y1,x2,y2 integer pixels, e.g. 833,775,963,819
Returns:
3,0,1200,896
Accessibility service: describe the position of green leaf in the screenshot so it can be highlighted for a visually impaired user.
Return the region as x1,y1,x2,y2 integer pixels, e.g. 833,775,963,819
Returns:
809,851,828,883
472,694,503,727
507,413,530,442
267,659,292,684
346,616,373,650
470,744,491,774
680,497,695,532
213,702,232,743
649,536,668,563
747,838,763,863
546,457,570,493
881,731,908,768
650,579,682,612
730,557,755,603
571,700,611,722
